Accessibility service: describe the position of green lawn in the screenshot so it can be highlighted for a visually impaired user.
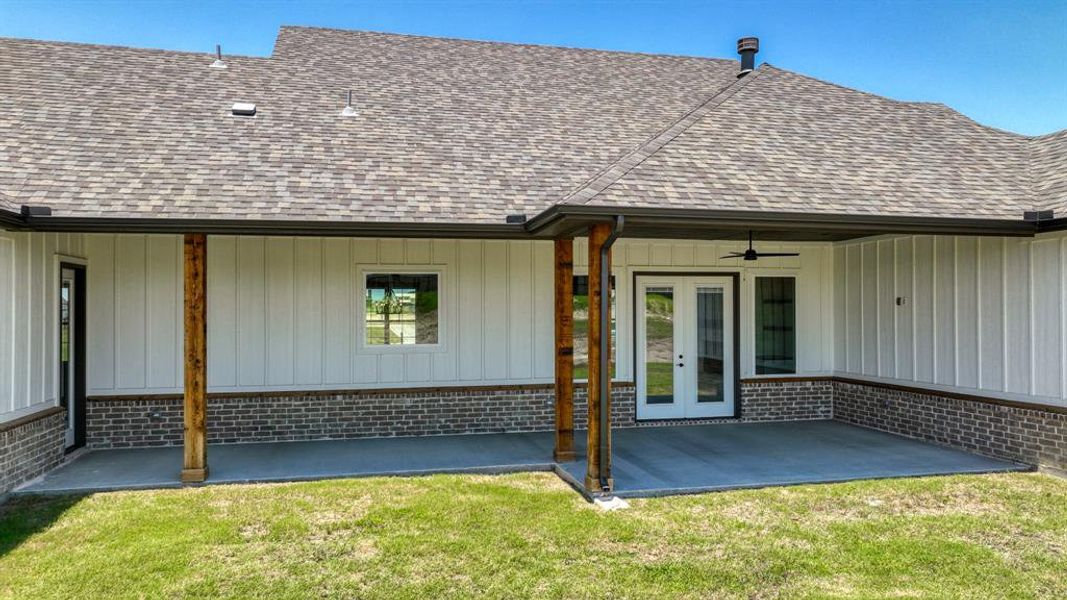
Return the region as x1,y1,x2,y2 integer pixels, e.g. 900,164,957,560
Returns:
2,473,1065,599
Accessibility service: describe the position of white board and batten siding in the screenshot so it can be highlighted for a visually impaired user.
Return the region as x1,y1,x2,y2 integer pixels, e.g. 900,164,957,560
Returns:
578,239,836,381
0,232,87,422
83,235,835,397
84,235,557,395
10,230,1065,417
833,232,1067,407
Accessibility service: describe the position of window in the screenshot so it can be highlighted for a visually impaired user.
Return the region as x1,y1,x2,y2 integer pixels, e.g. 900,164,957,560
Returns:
754,277,796,374
364,273,439,346
573,275,616,379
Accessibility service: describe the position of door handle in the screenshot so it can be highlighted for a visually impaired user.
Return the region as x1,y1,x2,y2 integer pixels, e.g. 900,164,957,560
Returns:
677,362,685,367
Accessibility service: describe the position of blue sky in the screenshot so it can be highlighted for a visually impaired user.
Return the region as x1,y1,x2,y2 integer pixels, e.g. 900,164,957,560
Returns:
2,1,1064,135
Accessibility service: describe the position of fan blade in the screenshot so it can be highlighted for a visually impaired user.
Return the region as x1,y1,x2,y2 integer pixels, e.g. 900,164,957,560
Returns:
720,253,746,259
753,252,801,257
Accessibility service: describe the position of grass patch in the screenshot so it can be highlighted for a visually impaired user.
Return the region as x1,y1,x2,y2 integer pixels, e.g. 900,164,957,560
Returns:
1,473,1065,598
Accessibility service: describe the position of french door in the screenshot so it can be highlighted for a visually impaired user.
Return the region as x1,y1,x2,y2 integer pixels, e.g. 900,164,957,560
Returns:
636,275,735,419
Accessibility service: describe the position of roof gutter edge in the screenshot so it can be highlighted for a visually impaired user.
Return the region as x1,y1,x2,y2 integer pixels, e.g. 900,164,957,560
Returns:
1036,217,1067,233
0,208,27,231
21,216,531,239
525,205,1037,237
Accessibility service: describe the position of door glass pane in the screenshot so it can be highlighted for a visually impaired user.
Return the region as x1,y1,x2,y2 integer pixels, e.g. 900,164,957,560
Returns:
696,287,724,403
755,277,796,374
644,286,674,404
59,278,71,410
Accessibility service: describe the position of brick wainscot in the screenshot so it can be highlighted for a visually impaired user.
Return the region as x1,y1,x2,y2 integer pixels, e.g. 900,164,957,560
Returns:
0,408,67,495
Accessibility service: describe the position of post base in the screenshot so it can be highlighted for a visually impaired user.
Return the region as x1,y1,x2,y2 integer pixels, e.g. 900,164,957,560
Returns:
584,474,613,494
180,467,208,484
553,449,576,463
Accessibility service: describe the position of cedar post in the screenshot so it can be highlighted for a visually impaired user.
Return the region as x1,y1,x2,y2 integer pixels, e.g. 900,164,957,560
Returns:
553,239,576,462
585,223,612,492
181,233,208,483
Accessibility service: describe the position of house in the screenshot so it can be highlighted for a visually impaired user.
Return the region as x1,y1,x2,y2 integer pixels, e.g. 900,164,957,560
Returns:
1,28,1064,497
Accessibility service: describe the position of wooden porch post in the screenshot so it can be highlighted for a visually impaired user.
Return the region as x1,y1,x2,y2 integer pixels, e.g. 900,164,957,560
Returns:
585,223,612,492
553,238,575,462
181,233,208,483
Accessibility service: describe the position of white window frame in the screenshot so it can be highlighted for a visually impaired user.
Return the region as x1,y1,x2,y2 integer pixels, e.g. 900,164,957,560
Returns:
357,267,446,354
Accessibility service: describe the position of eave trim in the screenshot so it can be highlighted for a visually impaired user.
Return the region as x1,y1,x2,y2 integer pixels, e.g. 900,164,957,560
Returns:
525,205,1037,238
22,216,530,239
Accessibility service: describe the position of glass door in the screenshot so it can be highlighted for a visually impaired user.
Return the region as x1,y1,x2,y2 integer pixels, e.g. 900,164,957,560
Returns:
637,278,684,419
687,279,734,417
636,276,735,419
59,268,76,448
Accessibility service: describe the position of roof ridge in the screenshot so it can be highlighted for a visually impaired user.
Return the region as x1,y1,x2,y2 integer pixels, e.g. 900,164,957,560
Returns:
1030,130,1067,212
1033,128,1067,141
0,35,268,61
275,25,737,64
1027,128,1037,210
562,68,763,206
767,63,1039,140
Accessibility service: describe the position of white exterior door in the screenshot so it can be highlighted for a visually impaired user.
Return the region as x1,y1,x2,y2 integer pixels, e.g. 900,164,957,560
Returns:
636,276,735,419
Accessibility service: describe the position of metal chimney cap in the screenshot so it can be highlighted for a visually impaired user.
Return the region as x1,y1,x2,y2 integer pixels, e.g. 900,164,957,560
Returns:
737,37,760,54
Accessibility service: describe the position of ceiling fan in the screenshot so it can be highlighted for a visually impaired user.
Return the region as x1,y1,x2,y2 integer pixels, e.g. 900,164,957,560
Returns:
720,231,800,261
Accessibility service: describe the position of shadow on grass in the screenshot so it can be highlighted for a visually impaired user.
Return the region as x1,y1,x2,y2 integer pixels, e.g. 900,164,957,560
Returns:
0,493,87,557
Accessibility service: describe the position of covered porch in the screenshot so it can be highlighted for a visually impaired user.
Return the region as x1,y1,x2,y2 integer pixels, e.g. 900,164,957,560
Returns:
17,420,1025,497
155,206,1040,498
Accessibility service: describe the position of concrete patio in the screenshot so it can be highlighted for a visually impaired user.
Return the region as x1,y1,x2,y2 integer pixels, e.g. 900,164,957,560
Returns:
16,421,1026,498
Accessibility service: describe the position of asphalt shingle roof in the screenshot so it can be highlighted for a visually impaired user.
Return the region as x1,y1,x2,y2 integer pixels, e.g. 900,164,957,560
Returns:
0,26,1063,224
579,67,1056,220
1032,130,1067,216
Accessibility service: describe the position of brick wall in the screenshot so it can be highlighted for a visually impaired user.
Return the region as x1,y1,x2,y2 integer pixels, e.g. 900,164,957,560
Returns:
741,379,833,421
83,378,1064,474
833,380,1066,473
634,379,834,426
0,409,67,496
86,379,834,449
87,385,637,449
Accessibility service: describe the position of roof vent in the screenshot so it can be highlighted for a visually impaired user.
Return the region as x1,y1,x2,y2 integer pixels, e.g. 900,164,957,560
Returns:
505,214,527,224
210,44,227,69
1024,209,1054,222
20,205,52,217
737,37,759,77
340,90,359,117
231,102,256,117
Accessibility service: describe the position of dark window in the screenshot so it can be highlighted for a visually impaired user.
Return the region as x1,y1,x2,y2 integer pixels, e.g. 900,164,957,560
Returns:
365,273,439,346
573,275,616,379
754,277,796,374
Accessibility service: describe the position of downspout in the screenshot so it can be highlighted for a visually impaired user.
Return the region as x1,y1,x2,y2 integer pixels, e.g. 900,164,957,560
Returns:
598,215,624,491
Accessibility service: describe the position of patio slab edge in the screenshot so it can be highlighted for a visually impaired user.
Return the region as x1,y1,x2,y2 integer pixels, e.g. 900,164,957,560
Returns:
607,463,1034,499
